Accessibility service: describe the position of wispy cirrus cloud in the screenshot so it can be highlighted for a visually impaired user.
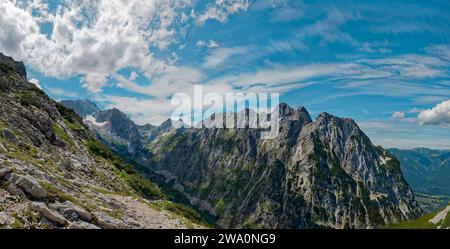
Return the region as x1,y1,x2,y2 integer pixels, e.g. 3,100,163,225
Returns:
196,0,250,25
203,46,251,68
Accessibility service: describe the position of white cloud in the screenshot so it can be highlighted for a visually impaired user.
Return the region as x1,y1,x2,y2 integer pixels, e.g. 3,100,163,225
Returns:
408,107,423,113
209,63,359,91
356,55,445,78
418,100,450,126
391,111,405,119
359,120,450,150
129,71,139,81
296,7,358,46
425,44,450,61
29,78,42,89
203,46,249,68
101,95,178,125
196,40,219,48
81,73,109,93
269,2,304,22
359,41,391,54
46,87,78,97
197,0,250,25
0,0,193,92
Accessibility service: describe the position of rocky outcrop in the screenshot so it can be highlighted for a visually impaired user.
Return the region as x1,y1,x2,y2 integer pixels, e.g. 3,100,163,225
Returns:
31,202,68,226
5,174,47,199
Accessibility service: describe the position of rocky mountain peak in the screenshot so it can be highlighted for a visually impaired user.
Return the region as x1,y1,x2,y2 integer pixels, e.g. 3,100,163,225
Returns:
148,102,421,228
278,103,312,124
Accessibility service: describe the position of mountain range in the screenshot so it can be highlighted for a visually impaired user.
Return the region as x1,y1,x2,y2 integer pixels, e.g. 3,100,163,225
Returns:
62,99,423,228
2,53,442,229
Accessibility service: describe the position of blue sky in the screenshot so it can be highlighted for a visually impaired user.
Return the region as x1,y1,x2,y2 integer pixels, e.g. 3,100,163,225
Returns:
1,0,449,149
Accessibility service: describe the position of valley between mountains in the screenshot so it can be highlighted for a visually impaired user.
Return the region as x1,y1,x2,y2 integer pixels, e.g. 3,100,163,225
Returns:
1,53,448,229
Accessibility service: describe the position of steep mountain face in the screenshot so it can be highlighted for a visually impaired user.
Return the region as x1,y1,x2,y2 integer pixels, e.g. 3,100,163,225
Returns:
148,104,422,228
388,148,450,212
0,54,203,229
61,100,151,163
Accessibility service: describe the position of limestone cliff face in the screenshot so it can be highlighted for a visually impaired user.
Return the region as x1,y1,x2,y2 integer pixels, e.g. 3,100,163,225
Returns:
148,104,422,228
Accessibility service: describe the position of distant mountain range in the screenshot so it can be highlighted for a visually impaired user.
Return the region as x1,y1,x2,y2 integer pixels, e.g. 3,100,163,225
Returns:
62,99,422,228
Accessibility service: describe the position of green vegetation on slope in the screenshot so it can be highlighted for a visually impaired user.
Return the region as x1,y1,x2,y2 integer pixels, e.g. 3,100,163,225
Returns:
86,139,164,199
385,206,450,229
86,139,213,226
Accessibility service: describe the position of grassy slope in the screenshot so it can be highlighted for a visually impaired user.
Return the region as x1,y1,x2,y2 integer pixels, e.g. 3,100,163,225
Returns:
385,206,450,229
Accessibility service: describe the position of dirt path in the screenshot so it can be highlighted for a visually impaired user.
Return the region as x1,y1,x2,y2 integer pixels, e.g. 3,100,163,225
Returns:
111,195,191,229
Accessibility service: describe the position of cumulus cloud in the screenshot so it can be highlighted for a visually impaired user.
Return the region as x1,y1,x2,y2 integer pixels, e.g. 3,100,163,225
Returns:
0,0,193,92
391,111,406,119
29,78,42,89
418,100,450,126
0,0,251,96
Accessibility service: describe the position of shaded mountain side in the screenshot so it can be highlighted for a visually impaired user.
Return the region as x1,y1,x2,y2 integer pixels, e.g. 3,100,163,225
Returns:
0,53,206,229
147,105,422,228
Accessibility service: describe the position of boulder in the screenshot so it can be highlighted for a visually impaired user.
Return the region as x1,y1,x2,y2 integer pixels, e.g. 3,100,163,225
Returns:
93,212,128,229
0,167,12,178
49,201,93,222
5,183,26,199
31,202,68,226
71,204,93,222
6,173,47,199
1,129,18,145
